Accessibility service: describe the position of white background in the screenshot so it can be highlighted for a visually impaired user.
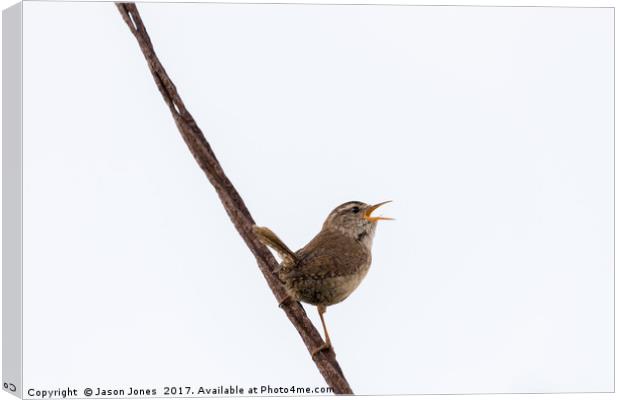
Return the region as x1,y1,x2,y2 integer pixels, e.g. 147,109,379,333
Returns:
1,0,616,397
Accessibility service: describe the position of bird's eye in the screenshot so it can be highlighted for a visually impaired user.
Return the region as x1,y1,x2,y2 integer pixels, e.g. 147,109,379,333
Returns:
351,206,360,214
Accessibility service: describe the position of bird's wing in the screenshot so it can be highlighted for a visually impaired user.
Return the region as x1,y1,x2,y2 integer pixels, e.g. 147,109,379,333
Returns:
287,230,370,280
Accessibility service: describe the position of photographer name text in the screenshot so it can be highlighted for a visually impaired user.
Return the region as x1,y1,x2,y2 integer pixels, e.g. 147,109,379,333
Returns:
26,384,333,398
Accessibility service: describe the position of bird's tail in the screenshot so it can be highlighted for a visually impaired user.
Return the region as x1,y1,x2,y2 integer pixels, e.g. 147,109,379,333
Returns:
252,225,297,264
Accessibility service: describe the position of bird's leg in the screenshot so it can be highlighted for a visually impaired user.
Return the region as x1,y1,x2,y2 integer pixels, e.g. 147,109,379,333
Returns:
312,305,334,359
318,305,332,348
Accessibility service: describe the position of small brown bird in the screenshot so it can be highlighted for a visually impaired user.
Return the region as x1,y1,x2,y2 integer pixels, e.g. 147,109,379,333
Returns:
253,200,392,356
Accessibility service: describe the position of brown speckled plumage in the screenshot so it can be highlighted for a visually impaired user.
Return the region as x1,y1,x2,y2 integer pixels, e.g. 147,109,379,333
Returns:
253,200,391,356
281,229,371,306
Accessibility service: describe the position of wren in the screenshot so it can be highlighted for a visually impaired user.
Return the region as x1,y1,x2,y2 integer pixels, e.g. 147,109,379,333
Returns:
253,200,392,356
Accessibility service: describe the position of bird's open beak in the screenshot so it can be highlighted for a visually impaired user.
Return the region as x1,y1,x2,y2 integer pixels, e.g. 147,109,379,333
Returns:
363,201,394,222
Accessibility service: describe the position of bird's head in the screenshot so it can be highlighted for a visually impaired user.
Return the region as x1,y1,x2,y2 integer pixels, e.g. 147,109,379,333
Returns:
322,200,393,247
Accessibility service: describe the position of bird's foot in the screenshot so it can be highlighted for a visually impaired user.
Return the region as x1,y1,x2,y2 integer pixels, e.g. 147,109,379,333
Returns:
278,294,294,308
311,342,335,360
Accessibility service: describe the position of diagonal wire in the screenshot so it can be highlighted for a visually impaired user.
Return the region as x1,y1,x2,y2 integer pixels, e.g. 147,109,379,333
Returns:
115,3,352,394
